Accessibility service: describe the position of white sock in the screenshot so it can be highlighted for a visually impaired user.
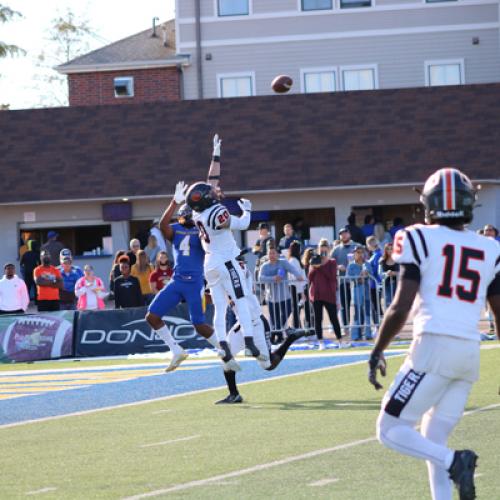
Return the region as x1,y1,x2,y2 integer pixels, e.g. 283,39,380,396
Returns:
155,325,182,355
377,412,453,470
422,413,457,500
205,333,219,349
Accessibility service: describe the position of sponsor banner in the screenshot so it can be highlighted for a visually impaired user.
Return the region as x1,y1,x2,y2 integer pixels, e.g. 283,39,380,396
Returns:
75,304,213,357
0,311,75,363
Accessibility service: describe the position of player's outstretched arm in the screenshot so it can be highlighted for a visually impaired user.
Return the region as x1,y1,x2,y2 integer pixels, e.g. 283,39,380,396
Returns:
368,265,419,390
207,134,221,190
160,181,187,242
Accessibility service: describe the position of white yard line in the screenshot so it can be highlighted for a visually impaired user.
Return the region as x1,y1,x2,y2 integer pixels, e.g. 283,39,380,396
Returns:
25,487,57,495
308,478,339,487
139,435,200,448
0,357,380,430
122,402,500,499
151,409,172,415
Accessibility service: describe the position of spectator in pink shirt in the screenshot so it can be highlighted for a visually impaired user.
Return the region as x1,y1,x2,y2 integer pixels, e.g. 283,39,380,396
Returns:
75,265,106,311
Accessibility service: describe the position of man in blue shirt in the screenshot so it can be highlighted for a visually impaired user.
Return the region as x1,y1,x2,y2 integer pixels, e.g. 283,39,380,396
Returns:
146,182,219,372
57,249,83,310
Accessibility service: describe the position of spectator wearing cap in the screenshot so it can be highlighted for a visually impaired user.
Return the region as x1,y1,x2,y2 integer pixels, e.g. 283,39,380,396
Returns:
33,250,63,311
126,238,141,267
20,240,40,301
279,224,300,253
109,250,127,296
331,228,357,332
75,265,106,311
57,250,84,310
114,256,143,309
41,231,65,266
0,263,29,314
252,223,274,260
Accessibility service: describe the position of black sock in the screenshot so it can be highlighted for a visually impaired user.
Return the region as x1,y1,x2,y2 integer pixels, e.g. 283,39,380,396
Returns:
219,340,232,362
266,334,297,371
223,370,238,396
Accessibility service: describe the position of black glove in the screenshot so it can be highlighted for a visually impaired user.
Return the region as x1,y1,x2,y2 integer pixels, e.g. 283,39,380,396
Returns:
368,350,387,390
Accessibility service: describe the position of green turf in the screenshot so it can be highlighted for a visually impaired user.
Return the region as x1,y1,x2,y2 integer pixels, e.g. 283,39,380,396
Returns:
0,349,498,499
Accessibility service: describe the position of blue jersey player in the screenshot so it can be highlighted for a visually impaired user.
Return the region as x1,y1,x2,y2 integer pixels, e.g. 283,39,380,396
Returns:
146,181,219,372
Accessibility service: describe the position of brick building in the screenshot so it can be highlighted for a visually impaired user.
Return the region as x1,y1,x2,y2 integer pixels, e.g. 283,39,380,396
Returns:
1,84,499,279
57,20,189,106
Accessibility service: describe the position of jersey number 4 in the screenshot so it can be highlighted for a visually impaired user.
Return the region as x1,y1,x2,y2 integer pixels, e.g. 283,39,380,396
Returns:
437,244,484,303
179,235,191,256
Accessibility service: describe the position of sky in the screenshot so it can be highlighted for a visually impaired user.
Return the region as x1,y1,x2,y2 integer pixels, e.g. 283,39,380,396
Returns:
0,0,175,109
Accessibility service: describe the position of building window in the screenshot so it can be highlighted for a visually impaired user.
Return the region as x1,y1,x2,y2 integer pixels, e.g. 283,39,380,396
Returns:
340,0,371,8
114,77,134,98
302,69,337,93
425,60,464,86
218,73,255,98
218,0,249,16
341,66,377,91
301,0,333,11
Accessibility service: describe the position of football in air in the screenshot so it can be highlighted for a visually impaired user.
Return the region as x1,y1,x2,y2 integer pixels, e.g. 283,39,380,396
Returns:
271,75,293,93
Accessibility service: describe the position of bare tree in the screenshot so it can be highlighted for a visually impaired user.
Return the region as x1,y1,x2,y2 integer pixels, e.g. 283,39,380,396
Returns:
36,8,99,106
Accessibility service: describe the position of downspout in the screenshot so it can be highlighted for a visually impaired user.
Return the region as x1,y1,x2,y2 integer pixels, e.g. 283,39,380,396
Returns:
195,0,204,99
177,64,185,100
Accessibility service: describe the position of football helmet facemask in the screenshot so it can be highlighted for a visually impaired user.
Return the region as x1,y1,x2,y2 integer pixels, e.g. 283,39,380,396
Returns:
420,168,476,225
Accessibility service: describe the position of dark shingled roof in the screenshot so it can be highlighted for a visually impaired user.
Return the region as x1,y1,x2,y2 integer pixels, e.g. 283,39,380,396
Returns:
57,20,179,70
1,84,499,204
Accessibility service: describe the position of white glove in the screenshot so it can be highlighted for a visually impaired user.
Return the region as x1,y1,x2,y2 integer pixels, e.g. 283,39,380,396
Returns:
213,134,222,157
174,181,187,204
237,198,252,212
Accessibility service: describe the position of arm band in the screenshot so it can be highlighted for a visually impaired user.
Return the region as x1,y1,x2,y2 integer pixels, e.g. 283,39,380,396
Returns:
487,274,500,297
208,175,220,180
212,155,220,162
230,211,251,231
399,263,421,283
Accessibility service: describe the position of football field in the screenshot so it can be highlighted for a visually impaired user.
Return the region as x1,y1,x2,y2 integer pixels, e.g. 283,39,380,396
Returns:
1,347,499,499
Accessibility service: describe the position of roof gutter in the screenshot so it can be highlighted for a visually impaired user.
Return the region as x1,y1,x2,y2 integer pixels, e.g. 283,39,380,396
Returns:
56,56,191,74
1,179,498,207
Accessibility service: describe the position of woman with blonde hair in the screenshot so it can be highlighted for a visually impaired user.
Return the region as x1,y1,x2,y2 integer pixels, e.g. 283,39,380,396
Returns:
131,249,154,304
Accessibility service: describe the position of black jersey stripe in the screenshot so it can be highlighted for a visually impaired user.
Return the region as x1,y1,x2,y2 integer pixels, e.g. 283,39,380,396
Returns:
405,230,421,266
414,228,428,258
206,204,222,229
496,255,500,267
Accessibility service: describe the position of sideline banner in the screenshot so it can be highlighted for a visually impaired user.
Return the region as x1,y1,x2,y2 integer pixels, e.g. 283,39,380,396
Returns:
0,311,75,363
75,304,213,357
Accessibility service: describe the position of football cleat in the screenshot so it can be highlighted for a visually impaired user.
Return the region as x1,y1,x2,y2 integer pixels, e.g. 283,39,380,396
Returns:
448,450,478,500
165,351,188,373
215,393,243,405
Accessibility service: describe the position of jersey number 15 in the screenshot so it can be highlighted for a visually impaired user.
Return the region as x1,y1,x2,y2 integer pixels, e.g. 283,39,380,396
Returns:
437,244,484,303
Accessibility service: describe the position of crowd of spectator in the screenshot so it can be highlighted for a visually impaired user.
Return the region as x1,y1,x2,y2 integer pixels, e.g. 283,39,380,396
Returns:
3,217,499,343
253,215,500,345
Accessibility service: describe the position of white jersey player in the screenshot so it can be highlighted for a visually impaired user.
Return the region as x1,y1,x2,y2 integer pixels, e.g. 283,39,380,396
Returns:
368,168,500,500
185,135,267,371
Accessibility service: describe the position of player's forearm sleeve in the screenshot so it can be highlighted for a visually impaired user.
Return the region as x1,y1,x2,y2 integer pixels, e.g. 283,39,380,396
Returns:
229,211,251,230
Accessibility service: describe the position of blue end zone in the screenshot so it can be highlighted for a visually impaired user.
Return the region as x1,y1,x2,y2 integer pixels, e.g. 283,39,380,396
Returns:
0,353,400,427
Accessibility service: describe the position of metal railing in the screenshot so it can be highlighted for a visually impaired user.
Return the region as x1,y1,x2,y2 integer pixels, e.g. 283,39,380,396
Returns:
254,279,315,343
